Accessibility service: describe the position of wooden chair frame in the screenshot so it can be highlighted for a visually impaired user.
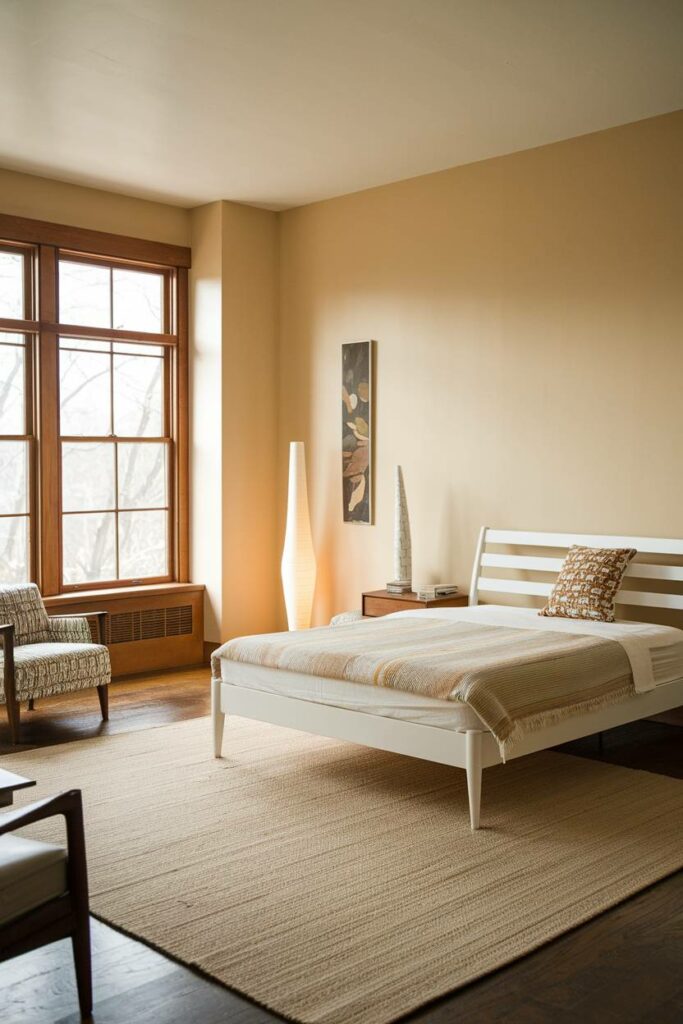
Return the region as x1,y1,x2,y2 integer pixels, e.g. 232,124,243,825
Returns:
0,789,91,1018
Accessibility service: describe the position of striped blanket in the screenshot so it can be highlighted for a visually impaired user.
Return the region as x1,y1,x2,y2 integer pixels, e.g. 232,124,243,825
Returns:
213,617,635,753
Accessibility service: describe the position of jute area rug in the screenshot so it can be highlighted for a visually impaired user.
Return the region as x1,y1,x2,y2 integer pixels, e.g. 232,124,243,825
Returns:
5,716,682,1024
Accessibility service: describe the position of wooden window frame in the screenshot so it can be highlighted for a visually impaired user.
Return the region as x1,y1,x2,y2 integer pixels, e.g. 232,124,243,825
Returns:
0,240,37,583
0,214,191,597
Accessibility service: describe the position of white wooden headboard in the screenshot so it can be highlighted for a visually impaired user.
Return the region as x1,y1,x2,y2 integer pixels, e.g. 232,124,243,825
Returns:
469,527,683,614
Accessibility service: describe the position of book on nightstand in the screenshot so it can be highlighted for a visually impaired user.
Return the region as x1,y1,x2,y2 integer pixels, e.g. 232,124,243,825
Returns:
415,584,458,601
386,580,412,594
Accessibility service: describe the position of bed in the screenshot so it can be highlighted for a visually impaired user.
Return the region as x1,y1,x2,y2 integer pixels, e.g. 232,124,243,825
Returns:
212,527,683,828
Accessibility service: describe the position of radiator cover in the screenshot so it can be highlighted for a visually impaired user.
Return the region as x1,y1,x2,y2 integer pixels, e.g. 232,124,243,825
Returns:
108,605,193,644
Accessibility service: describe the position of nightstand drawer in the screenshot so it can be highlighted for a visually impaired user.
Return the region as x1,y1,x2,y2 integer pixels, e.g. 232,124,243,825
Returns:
362,592,468,617
363,596,423,617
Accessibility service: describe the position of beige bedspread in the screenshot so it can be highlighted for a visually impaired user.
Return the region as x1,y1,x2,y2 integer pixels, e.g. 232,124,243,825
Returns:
214,617,635,753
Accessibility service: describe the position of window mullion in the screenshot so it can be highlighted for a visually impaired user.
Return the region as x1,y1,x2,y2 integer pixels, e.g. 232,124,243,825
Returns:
114,440,120,583
37,244,61,595
175,267,189,581
110,328,118,582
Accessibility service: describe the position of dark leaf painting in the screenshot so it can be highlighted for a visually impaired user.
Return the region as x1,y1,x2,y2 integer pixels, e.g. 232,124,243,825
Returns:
342,341,373,524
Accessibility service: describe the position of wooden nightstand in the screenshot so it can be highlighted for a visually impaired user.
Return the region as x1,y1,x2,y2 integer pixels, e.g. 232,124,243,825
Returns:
362,589,468,618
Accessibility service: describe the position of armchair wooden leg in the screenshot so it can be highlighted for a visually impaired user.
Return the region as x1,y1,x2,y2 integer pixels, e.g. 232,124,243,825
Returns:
28,697,35,711
96,684,109,721
71,914,93,1019
5,696,20,745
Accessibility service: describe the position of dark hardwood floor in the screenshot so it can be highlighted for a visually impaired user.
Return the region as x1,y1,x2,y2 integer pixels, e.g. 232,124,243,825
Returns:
0,668,210,758
0,670,681,1024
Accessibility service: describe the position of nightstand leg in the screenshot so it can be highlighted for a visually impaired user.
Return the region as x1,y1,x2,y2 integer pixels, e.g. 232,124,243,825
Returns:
465,730,483,830
212,677,226,758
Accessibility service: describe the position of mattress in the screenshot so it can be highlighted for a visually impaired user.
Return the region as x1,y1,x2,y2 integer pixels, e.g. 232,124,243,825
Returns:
220,660,487,731
219,605,683,735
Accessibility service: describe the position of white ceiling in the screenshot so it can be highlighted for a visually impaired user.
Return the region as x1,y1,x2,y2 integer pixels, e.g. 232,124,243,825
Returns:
1,0,682,211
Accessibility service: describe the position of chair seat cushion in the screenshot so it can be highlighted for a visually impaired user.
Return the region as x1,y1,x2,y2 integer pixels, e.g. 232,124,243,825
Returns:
0,834,67,925
0,642,111,704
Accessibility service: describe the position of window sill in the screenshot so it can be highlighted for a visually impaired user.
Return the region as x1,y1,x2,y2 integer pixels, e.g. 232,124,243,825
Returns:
44,581,204,611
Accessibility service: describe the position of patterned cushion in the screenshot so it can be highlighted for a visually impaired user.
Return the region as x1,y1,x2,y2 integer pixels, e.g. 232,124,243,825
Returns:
0,584,51,645
539,545,637,622
0,643,110,703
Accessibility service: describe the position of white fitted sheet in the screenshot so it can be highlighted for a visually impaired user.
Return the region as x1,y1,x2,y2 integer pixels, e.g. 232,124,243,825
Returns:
219,605,683,734
220,659,487,731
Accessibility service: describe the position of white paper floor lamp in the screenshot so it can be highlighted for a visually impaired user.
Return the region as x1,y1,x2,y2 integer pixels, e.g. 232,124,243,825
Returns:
281,441,317,630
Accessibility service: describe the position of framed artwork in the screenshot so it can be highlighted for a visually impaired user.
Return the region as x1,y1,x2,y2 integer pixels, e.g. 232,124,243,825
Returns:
342,340,374,524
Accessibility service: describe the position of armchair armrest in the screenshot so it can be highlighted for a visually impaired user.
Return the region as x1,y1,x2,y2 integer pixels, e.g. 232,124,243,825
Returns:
0,622,14,651
0,790,89,912
0,790,80,836
1,623,16,704
48,612,107,645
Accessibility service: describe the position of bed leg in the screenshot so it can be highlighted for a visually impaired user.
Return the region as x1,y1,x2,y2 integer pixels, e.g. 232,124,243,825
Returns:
465,730,483,830
211,677,225,758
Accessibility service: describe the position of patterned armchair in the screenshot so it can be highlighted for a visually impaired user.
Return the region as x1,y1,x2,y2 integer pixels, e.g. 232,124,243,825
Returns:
0,584,110,744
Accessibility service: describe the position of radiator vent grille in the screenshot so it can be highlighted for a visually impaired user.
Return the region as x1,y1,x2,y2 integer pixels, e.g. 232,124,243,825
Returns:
109,605,193,644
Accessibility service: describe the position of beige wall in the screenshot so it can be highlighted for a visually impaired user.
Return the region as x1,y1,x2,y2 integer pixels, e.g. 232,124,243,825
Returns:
190,203,224,640
0,167,190,245
278,111,683,625
189,201,279,642
220,202,279,640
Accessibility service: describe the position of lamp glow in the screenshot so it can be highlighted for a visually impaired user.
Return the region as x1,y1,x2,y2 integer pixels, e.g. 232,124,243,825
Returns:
281,441,316,630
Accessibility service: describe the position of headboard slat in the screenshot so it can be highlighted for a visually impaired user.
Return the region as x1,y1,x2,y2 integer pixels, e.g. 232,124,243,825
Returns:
481,553,683,581
486,529,683,556
477,577,683,609
471,526,683,618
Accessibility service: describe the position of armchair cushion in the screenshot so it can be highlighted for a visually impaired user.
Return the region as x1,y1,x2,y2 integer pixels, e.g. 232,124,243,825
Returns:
0,834,67,925
48,616,92,644
0,642,110,704
0,584,51,645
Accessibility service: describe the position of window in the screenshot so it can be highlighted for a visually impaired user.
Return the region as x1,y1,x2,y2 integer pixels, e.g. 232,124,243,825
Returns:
58,260,169,586
0,217,189,595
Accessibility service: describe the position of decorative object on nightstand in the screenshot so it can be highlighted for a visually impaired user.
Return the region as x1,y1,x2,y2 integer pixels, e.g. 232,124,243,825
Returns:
281,441,317,630
362,589,468,618
386,466,412,593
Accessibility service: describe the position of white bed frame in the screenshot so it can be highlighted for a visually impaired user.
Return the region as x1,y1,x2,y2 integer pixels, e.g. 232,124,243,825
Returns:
212,527,683,829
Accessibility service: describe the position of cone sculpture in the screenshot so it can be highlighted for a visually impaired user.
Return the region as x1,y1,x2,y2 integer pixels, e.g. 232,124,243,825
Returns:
281,441,317,630
393,465,412,586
